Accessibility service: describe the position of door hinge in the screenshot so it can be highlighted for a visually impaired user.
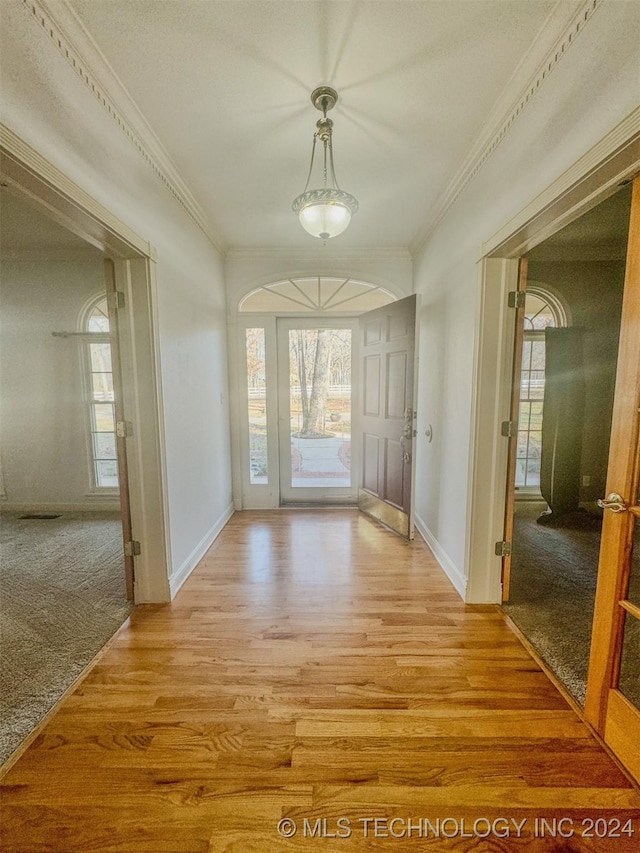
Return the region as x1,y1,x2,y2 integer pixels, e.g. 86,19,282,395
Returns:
116,420,133,438
124,540,141,557
413,429,418,437
508,291,526,309
495,540,512,557
108,290,126,310
501,420,517,437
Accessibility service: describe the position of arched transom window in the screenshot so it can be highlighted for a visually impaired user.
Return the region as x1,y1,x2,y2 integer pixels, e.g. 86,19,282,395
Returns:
239,277,395,314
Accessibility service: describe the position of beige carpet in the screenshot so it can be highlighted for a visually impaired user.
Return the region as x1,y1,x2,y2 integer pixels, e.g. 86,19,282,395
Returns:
0,511,133,765
504,501,639,708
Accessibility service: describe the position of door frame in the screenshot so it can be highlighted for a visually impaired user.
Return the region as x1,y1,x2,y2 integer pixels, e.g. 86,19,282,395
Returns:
235,312,361,508
467,110,640,605
0,125,171,603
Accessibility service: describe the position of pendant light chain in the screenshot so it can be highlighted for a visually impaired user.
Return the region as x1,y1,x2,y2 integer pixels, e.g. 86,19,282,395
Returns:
302,134,318,194
328,137,341,191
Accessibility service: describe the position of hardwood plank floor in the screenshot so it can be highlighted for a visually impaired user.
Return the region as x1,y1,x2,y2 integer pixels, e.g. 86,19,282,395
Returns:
1,509,638,852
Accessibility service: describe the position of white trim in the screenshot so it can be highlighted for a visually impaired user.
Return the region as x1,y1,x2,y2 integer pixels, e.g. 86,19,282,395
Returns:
225,247,412,262
410,0,604,255
414,512,467,601
466,258,519,605
169,503,235,599
21,0,222,252
1,501,120,513
482,107,640,258
115,258,171,604
0,125,151,258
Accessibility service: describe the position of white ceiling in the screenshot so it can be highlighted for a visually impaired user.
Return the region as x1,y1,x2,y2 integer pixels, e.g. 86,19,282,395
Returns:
65,0,573,251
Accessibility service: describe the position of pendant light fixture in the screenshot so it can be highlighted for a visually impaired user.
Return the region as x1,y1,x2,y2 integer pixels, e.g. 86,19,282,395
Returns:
292,86,358,241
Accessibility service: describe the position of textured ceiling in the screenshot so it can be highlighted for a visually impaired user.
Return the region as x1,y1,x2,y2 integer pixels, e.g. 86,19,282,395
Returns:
64,1,571,249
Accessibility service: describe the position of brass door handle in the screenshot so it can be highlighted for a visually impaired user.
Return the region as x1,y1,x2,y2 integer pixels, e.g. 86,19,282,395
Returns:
597,493,628,513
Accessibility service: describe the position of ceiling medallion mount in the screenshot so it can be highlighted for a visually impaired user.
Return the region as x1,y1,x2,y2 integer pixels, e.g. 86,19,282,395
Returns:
292,86,358,242
310,86,338,114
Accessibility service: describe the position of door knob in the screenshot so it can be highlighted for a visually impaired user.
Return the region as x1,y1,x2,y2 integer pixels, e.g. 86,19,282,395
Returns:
597,493,628,513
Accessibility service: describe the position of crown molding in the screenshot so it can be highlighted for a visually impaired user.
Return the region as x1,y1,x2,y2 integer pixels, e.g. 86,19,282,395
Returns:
20,0,225,253
481,106,640,258
224,246,413,262
409,0,603,257
1,123,152,258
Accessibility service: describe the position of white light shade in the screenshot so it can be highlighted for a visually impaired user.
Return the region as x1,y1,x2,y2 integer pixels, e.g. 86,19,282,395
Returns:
298,200,352,240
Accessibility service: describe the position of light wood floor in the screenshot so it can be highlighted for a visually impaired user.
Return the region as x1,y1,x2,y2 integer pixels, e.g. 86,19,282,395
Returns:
1,510,638,852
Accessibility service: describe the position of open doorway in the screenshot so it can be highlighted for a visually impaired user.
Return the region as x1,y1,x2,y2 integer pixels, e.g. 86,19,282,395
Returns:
0,191,133,764
503,185,632,705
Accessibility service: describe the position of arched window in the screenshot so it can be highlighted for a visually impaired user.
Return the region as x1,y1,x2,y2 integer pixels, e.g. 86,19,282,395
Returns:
239,277,395,314
517,286,568,489
84,297,119,489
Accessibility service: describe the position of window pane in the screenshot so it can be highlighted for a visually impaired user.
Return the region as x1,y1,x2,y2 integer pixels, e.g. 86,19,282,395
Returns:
93,403,115,432
246,328,268,484
90,343,112,372
525,294,556,330
92,372,114,402
627,521,640,608
88,314,109,332
619,612,640,711
95,460,119,488
288,328,352,489
88,299,110,333
93,431,117,460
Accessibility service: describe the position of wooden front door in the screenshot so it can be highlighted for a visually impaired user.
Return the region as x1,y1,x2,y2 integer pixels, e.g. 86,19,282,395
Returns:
585,177,640,782
358,295,417,538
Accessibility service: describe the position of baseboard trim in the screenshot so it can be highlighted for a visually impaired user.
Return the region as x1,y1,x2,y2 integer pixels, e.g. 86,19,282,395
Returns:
1,501,121,513
169,503,235,599
414,512,467,601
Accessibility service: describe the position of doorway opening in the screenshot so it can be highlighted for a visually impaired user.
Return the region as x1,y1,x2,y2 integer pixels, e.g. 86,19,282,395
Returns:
0,191,133,764
502,185,634,708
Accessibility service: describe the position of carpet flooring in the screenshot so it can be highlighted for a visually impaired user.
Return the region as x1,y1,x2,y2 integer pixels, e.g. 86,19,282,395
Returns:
504,501,639,708
0,511,133,765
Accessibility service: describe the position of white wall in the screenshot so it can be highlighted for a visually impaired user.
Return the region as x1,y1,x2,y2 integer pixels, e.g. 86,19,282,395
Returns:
0,1,233,598
412,0,640,600
0,255,116,510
